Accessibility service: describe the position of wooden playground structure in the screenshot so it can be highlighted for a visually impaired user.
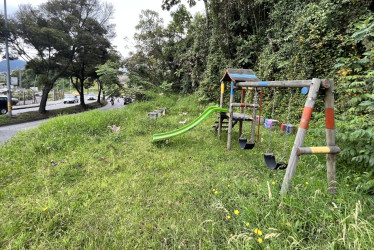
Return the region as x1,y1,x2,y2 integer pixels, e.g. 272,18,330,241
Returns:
218,69,340,195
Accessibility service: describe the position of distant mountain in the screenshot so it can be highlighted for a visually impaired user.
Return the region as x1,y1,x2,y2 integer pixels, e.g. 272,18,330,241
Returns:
0,59,26,72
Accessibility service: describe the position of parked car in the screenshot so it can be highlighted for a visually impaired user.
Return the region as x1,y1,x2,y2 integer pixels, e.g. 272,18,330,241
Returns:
88,93,96,100
0,95,18,113
63,94,78,104
11,98,19,105
124,96,132,105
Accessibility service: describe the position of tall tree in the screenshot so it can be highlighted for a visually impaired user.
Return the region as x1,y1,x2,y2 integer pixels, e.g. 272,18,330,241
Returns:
10,0,115,113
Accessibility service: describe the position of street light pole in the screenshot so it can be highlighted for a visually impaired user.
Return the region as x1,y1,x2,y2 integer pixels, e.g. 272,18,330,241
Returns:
4,0,12,117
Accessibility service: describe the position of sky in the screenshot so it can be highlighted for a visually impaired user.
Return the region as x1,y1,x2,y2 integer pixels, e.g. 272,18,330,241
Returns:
1,0,204,59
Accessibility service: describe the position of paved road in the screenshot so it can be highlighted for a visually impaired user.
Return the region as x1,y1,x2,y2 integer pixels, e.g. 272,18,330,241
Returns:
0,98,128,145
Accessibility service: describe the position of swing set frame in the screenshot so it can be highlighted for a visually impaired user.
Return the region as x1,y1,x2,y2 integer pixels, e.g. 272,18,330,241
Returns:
219,69,339,195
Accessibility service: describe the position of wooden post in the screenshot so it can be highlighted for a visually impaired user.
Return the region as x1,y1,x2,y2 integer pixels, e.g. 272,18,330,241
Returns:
257,88,263,141
280,78,322,194
249,88,257,144
227,82,234,150
238,88,245,137
218,82,225,139
325,79,337,194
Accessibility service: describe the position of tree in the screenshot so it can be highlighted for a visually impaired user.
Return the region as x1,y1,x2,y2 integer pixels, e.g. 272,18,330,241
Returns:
125,10,165,87
10,0,115,113
162,0,209,26
96,60,122,101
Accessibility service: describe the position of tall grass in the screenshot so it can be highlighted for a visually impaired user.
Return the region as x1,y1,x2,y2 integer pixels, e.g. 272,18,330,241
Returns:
0,93,373,249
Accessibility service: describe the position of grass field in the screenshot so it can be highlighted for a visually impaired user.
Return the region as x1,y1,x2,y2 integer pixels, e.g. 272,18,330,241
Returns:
0,93,373,249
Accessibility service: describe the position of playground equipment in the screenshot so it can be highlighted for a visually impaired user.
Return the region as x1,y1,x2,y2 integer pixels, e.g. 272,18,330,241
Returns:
218,69,259,149
238,87,258,149
152,106,227,142
264,88,293,170
219,68,340,194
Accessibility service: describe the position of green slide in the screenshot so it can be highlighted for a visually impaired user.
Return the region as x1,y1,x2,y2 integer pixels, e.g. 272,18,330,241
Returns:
152,106,228,142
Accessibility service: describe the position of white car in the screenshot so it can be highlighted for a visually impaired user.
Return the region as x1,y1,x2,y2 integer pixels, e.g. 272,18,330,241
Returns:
63,94,78,104
88,93,96,100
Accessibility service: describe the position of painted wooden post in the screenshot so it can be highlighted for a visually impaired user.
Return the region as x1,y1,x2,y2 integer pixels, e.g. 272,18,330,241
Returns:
280,78,322,194
324,79,337,194
218,82,225,139
238,88,245,137
257,88,263,141
227,82,235,150
250,88,257,144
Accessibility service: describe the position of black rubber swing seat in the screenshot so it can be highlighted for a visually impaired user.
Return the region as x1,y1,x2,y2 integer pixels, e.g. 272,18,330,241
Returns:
264,153,288,170
239,137,255,150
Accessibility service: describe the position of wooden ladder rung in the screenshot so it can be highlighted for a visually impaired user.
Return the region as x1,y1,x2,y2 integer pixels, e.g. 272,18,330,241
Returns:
297,146,341,156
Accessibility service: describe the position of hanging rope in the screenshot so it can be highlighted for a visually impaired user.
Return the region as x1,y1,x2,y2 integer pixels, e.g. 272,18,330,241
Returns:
257,87,263,141
280,89,293,161
266,88,277,153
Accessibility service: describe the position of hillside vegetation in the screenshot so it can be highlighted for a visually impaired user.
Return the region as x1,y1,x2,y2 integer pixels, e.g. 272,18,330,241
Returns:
0,93,373,248
127,0,374,176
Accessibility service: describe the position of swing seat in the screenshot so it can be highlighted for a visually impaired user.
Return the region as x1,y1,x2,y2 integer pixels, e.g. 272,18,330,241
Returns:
264,153,288,170
239,137,255,150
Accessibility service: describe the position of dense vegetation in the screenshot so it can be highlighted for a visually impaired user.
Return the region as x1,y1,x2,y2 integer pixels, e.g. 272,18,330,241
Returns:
0,93,373,248
126,0,374,189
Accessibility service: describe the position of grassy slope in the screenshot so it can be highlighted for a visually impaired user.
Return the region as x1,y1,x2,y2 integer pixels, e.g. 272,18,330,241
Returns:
0,93,373,249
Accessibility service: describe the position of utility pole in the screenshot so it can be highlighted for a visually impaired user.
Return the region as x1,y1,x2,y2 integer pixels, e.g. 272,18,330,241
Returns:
4,0,12,117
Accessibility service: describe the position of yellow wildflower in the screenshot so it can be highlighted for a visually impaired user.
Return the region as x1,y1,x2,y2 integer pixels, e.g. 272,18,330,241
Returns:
43,207,49,211
271,181,275,185
230,233,233,237
212,188,216,192
305,181,309,185
258,238,263,243
246,222,250,227
342,71,348,76
227,215,231,219
254,228,263,236
227,184,231,188
234,210,239,215
214,191,218,194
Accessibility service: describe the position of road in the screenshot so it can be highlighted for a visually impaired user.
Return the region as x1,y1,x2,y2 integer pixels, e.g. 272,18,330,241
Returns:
0,97,127,145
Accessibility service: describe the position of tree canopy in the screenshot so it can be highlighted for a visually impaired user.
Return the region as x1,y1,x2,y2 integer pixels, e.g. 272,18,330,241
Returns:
9,0,115,113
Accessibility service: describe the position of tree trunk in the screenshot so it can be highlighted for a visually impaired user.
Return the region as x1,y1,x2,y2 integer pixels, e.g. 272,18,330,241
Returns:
97,80,102,104
39,85,52,114
79,77,86,108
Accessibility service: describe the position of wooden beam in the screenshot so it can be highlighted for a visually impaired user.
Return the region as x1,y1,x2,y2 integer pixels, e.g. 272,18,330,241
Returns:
297,146,341,156
249,88,257,144
237,80,313,88
325,79,337,194
218,82,224,139
231,103,258,107
280,78,322,194
238,89,245,137
227,82,234,150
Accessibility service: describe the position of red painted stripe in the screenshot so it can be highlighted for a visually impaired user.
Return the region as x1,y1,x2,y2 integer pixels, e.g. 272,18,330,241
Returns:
299,107,313,130
325,108,335,129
